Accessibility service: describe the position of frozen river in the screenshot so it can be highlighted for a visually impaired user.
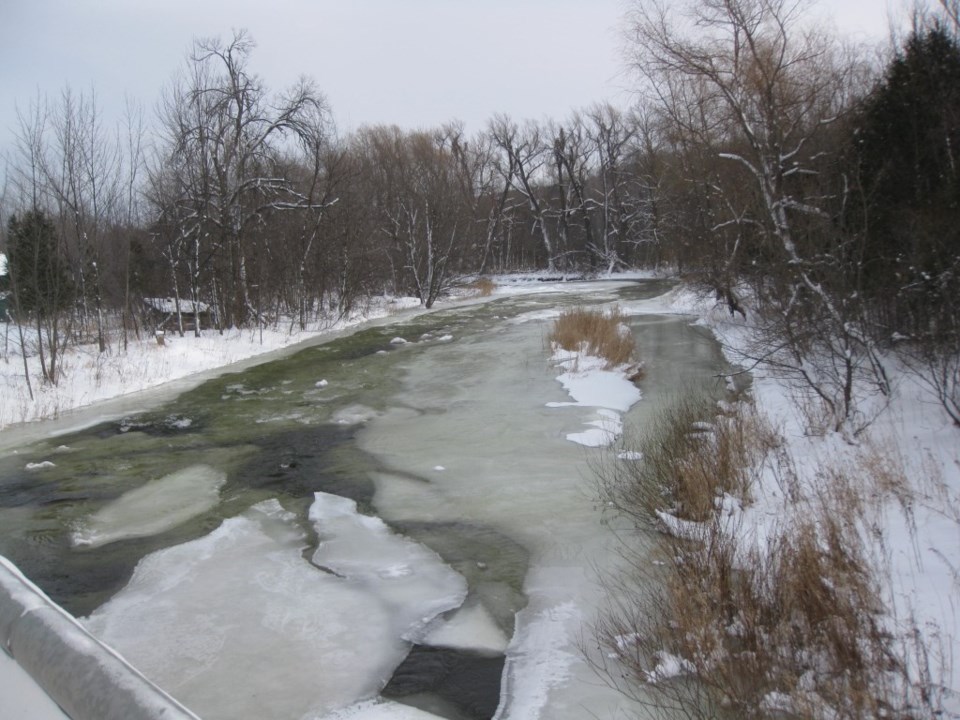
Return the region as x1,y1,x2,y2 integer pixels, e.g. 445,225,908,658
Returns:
0,280,732,720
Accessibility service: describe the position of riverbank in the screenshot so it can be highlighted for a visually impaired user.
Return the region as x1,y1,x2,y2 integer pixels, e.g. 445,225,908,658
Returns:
0,273,660,433
0,296,427,431
3,275,954,718
617,285,960,718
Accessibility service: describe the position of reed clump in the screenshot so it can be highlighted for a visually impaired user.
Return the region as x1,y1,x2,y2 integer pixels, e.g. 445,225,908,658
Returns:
466,277,497,297
592,396,926,720
549,305,635,368
602,395,778,523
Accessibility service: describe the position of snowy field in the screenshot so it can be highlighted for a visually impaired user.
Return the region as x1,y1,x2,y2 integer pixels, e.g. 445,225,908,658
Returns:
0,273,957,718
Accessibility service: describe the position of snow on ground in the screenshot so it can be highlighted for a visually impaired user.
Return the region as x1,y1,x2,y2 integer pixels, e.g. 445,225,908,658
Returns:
0,274,649,432
0,296,424,431
645,285,960,716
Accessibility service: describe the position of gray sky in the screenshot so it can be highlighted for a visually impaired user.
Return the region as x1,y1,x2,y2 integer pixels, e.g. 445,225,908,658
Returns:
0,0,920,161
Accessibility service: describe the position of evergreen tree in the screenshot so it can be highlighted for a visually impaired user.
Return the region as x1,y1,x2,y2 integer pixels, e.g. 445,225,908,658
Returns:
853,24,960,341
7,209,73,319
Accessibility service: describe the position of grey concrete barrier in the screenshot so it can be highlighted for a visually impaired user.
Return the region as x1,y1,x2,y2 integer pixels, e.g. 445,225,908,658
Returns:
0,555,200,720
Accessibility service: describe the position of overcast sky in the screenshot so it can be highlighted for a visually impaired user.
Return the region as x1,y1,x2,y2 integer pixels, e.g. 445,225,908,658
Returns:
0,0,925,161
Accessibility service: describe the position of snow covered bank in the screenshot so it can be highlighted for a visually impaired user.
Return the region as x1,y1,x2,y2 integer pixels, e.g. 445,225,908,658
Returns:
622,285,960,718
0,275,655,434
0,296,424,431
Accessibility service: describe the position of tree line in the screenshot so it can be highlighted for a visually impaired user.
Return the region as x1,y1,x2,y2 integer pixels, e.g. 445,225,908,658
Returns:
1,0,958,431
1,31,661,373
624,0,960,431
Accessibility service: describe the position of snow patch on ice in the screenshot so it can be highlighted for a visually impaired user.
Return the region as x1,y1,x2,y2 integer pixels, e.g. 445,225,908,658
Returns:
316,698,449,719
551,352,640,413
332,404,379,425
255,411,306,425
497,602,580,719
565,409,623,447
548,347,641,448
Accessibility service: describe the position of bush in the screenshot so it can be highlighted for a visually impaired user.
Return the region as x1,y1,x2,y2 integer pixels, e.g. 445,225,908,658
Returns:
548,305,635,369
600,395,777,524
469,277,497,297
592,398,933,719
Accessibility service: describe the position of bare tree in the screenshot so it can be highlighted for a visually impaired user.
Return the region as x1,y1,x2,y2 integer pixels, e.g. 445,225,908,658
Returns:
42,87,122,353
489,116,559,272
627,0,887,432
283,102,338,327
577,104,650,271
940,0,960,31
7,98,76,385
355,126,468,308
441,122,515,275
153,30,330,328
118,96,146,349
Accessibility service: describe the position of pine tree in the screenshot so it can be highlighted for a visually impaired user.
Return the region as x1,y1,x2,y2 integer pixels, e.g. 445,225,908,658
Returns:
7,209,73,319
853,24,960,341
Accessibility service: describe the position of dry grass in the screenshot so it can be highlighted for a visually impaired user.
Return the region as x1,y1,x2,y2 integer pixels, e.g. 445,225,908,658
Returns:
622,514,891,719
602,395,778,524
592,397,934,720
549,305,635,369
465,277,497,297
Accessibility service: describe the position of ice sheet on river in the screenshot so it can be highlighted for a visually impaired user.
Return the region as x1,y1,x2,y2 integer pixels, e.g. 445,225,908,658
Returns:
83,495,467,720
71,464,226,548
310,493,467,642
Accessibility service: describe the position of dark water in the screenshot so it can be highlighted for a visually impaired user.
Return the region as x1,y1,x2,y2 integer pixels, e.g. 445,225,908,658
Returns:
384,644,506,720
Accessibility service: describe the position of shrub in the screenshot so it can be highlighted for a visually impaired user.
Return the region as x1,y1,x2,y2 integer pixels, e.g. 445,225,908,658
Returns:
600,395,777,524
548,305,635,369
592,399,932,720
466,277,497,297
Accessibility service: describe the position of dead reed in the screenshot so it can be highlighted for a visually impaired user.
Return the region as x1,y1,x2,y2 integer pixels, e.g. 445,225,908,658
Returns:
465,277,497,297
601,395,778,524
549,305,635,368
592,396,930,719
